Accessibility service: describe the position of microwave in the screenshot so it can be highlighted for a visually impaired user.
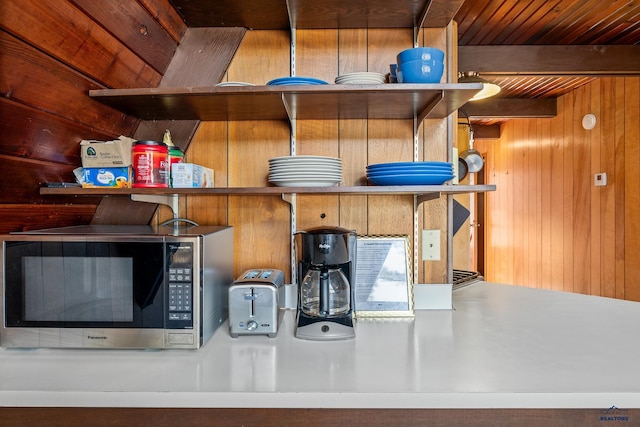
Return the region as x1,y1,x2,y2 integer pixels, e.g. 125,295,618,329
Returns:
0,224,233,350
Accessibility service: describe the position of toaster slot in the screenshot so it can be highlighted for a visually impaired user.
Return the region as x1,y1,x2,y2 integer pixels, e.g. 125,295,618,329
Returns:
245,287,257,317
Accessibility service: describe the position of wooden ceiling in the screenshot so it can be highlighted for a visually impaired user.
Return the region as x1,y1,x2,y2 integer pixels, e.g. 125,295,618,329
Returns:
456,0,640,46
454,0,640,123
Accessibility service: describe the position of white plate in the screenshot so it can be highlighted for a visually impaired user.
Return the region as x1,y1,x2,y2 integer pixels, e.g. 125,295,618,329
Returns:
215,81,255,86
269,172,342,179
269,179,341,187
269,165,342,173
335,72,385,84
335,80,386,85
336,76,385,81
336,72,385,79
269,155,341,163
336,76,384,80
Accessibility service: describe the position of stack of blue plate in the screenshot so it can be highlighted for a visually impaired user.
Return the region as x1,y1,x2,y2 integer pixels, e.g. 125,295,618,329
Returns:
266,77,329,86
366,161,454,185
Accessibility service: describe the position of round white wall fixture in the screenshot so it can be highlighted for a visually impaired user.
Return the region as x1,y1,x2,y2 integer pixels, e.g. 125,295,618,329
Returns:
582,114,597,130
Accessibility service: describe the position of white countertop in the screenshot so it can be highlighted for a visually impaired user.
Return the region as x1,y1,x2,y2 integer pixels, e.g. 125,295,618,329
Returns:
2,282,640,409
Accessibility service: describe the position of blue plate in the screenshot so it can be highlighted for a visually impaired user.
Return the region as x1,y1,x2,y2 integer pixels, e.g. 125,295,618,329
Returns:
366,165,453,174
366,171,453,180
367,161,452,170
267,77,329,86
367,173,454,186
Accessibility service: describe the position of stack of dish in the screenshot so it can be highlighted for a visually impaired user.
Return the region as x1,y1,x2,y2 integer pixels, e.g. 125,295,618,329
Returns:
335,72,385,85
266,77,328,86
216,82,255,87
395,47,445,84
269,156,342,187
366,161,454,185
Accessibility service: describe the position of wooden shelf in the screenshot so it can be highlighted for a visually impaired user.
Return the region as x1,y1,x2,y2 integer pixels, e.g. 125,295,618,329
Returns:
89,84,483,122
41,185,495,197
169,0,465,30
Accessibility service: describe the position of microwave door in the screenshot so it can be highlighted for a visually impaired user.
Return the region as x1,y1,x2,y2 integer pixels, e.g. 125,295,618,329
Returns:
135,269,163,309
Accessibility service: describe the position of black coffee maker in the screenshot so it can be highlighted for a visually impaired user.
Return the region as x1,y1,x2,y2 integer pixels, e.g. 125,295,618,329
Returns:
295,226,356,340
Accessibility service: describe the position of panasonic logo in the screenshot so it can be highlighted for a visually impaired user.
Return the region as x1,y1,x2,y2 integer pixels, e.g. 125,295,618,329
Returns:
87,335,107,340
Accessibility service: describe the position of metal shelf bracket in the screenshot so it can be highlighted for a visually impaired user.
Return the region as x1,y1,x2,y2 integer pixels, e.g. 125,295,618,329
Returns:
131,194,180,217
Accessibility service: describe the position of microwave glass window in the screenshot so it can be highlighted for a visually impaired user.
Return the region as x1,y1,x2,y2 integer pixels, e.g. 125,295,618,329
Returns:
4,241,167,328
23,256,134,322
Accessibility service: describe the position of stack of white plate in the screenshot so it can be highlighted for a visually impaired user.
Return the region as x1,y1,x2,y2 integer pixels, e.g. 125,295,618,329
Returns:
269,156,342,187
215,82,255,87
335,72,386,85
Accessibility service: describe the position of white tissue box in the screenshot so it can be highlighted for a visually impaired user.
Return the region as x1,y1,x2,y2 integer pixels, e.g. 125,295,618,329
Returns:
171,163,214,188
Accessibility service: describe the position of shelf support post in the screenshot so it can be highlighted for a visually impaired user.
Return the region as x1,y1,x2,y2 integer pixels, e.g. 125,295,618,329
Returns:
414,0,433,46
131,194,180,218
412,116,420,284
287,26,298,286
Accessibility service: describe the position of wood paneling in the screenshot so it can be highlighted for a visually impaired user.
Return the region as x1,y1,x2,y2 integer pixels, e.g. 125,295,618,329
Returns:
70,0,178,74
184,27,450,282
476,77,640,302
455,0,640,46
0,205,97,233
0,0,189,233
0,0,162,89
0,32,138,136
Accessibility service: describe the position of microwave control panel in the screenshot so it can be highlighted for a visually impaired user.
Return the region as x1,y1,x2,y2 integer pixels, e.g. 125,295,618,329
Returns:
166,242,194,327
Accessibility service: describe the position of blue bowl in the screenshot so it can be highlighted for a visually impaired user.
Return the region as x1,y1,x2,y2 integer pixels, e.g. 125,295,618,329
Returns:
396,60,444,83
397,47,445,64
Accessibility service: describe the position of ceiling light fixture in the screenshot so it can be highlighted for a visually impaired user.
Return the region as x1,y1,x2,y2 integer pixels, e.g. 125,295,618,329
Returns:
458,71,501,101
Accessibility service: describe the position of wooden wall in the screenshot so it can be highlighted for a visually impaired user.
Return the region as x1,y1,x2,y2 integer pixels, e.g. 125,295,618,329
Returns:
0,0,186,233
181,28,452,283
476,77,640,302
1,0,454,284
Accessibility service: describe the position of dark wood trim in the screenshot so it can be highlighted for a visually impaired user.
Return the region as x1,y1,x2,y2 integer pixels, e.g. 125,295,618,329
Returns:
422,0,466,28
0,204,97,233
472,124,501,139
69,0,178,74
1,407,638,427
90,195,158,225
170,0,465,29
459,45,640,76
462,98,557,119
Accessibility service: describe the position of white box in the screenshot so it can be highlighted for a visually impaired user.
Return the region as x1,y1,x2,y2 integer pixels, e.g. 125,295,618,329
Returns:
171,163,214,188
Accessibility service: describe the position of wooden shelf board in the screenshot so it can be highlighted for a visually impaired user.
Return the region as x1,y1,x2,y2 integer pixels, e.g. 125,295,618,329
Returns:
89,84,482,121
169,0,453,29
41,185,496,197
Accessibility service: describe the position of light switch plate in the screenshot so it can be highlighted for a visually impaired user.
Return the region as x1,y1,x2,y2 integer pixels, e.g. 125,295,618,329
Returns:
421,229,441,261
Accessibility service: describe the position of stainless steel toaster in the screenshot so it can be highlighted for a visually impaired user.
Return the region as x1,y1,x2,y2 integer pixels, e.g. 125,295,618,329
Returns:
229,269,285,338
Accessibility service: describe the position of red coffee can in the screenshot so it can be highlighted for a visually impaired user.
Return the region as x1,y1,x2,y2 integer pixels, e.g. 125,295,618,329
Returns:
132,141,169,188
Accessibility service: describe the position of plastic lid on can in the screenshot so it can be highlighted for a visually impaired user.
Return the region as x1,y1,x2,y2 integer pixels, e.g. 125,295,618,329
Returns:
134,140,167,147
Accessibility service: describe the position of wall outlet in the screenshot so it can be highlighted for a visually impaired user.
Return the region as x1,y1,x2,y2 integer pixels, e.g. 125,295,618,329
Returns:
421,229,441,261
594,172,607,187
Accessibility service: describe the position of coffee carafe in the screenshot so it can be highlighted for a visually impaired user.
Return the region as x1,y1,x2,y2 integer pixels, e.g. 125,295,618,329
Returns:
295,226,356,340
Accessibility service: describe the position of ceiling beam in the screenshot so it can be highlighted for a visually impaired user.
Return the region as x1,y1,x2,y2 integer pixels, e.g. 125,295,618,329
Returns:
472,124,501,139
422,0,466,28
461,98,557,119
459,45,640,76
